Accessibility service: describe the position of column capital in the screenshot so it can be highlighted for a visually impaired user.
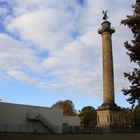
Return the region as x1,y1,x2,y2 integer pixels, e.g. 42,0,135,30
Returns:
98,21,115,34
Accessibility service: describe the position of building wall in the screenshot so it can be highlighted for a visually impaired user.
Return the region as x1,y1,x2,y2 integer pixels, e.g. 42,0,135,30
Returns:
63,116,80,126
0,102,80,133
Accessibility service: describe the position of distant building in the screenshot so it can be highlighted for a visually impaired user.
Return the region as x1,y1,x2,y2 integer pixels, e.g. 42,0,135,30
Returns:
0,102,80,133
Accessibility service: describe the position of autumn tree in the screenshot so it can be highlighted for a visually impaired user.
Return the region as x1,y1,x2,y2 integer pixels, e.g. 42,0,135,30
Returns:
78,106,97,127
51,100,77,116
121,0,140,107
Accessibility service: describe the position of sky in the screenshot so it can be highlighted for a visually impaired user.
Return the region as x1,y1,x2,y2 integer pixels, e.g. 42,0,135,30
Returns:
0,0,136,110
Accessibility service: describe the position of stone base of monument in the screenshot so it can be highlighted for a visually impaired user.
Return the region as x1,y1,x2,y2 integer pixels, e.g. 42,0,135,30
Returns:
96,103,127,133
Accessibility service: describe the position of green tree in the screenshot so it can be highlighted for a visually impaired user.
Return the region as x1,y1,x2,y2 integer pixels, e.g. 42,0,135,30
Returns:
121,0,140,107
121,108,134,127
51,100,77,116
134,104,140,127
78,106,97,127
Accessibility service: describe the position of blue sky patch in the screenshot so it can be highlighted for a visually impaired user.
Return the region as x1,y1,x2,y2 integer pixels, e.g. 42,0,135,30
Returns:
71,31,80,39
77,0,86,6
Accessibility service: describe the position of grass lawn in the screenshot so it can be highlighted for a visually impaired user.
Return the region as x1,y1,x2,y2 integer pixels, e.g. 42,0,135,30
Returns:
0,133,140,140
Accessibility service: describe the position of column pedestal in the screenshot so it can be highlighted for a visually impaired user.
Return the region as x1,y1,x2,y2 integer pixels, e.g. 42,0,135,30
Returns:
96,105,122,131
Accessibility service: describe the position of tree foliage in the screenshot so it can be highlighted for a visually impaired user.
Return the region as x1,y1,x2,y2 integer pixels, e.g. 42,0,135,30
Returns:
51,100,77,116
78,106,97,127
121,0,140,107
121,108,134,127
134,104,140,127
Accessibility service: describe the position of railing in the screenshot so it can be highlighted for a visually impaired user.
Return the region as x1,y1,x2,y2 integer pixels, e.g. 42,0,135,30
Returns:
26,113,56,133
98,26,115,33
1,122,140,134
37,114,56,133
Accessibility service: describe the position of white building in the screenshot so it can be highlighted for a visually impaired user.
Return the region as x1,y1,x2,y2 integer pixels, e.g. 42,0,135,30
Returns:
0,102,80,133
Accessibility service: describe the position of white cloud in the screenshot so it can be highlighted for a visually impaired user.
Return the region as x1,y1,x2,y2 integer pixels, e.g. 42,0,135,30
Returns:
0,0,136,98
0,33,45,86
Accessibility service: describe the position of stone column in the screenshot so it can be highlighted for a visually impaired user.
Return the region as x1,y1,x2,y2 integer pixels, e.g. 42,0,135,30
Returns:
96,20,125,130
98,21,115,106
